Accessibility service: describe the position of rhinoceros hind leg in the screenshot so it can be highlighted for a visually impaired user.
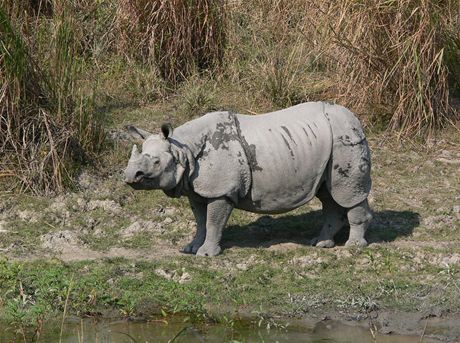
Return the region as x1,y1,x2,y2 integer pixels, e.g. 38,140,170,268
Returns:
312,185,347,248
345,199,372,247
183,198,207,254
196,197,233,257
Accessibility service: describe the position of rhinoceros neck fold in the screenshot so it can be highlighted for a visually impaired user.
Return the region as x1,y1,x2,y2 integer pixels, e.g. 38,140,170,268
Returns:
169,112,233,158
168,111,252,202
163,163,190,198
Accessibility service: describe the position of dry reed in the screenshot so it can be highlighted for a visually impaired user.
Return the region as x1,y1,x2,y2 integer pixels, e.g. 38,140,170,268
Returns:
1,0,459,194
0,1,105,194
115,0,226,84
310,0,459,137
226,0,459,136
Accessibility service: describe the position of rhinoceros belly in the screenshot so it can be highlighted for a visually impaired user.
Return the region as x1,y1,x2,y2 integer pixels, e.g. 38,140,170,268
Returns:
235,102,332,213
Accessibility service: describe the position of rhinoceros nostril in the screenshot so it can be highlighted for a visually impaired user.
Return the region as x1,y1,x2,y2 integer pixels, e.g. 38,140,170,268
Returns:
135,171,144,179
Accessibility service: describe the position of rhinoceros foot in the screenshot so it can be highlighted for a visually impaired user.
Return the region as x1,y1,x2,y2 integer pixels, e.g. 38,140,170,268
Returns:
196,242,221,257
345,238,368,247
311,237,335,248
182,238,205,254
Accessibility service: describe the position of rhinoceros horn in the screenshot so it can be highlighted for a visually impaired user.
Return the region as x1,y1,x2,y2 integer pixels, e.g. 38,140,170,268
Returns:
130,144,140,159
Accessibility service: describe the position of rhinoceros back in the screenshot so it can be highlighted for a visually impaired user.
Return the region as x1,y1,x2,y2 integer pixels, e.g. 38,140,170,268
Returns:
235,102,333,213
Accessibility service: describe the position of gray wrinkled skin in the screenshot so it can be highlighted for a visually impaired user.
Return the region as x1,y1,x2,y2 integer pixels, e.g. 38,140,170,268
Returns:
124,102,372,257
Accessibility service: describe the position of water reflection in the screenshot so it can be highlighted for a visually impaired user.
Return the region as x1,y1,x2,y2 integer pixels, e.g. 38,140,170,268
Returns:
0,316,433,343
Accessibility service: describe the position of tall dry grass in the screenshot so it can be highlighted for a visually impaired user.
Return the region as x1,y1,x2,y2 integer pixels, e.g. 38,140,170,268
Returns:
319,0,459,137
226,0,459,136
0,0,226,193
0,1,105,194
1,0,459,193
224,0,331,109
114,0,226,84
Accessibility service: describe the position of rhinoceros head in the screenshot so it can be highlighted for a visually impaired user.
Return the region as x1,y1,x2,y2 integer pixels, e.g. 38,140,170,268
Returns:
124,124,184,191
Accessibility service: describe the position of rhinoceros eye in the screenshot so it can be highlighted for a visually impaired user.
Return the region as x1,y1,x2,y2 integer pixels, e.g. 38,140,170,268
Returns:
153,159,160,165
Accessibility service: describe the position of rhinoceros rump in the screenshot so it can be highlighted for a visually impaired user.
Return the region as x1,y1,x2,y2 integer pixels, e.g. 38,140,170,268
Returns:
124,102,372,256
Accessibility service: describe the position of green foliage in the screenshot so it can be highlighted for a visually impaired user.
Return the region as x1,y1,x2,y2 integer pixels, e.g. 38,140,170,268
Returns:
0,259,20,292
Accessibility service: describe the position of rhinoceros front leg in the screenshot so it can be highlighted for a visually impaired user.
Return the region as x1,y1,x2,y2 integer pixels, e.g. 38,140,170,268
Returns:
183,198,207,254
196,197,233,257
345,199,372,247
312,185,347,248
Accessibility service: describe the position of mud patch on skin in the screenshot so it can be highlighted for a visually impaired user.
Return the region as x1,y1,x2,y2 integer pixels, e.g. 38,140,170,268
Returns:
337,163,352,178
307,124,317,139
337,135,366,146
209,121,234,151
233,115,263,171
301,127,313,146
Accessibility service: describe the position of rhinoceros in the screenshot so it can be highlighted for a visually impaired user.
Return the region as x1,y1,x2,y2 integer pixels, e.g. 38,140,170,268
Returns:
124,102,372,256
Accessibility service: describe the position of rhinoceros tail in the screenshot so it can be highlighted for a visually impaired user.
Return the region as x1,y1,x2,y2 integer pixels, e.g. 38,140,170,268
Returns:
324,104,371,208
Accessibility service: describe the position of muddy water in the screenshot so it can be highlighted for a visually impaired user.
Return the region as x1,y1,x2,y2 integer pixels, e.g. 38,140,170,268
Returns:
0,317,436,343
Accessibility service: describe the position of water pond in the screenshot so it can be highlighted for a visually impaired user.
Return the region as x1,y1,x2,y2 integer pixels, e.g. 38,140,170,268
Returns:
0,316,434,343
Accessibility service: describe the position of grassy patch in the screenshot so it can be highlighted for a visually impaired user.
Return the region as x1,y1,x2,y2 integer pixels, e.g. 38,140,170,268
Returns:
1,240,459,337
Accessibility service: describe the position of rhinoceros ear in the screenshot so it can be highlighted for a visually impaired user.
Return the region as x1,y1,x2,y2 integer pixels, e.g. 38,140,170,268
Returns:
125,125,152,140
161,123,174,139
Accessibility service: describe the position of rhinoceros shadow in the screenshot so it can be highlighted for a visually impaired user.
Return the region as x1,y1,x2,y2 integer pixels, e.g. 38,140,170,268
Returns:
222,210,420,250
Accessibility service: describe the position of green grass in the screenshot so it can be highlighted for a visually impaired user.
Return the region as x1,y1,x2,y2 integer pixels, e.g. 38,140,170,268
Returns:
1,239,459,338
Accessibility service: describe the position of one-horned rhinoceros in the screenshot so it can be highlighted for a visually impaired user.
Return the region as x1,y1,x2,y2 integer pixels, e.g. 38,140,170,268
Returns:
124,102,372,256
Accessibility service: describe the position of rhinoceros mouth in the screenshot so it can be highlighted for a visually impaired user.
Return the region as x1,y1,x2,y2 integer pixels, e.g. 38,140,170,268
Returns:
126,175,160,190
126,182,143,190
